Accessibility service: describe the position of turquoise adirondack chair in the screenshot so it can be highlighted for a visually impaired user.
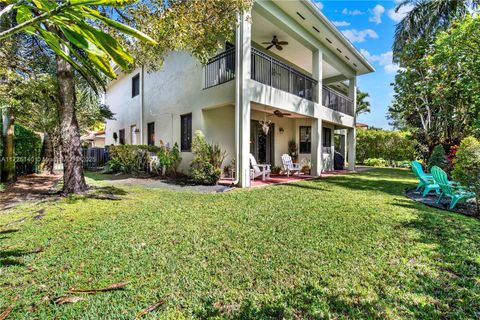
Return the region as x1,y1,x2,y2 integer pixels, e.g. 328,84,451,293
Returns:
411,160,439,197
431,166,475,210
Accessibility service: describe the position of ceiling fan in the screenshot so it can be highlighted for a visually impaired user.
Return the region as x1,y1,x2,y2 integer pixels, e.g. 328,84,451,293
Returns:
262,35,289,51
273,110,291,118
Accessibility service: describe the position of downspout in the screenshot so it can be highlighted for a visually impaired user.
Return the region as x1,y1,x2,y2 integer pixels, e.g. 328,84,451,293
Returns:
140,65,145,145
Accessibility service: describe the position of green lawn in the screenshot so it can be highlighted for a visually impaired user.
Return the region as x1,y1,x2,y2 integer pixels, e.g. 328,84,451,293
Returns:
1,168,480,319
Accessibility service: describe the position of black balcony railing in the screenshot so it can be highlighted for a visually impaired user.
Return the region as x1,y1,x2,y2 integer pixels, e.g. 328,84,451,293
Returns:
251,48,317,102
204,47,236,89
204,47,355,116
322,86,354,116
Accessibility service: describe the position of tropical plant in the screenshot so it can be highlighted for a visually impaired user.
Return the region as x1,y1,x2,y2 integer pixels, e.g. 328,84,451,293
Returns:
356,90,371,115
190,130,226,185
452,136,480,214
392,0,479,56
427,145,448,171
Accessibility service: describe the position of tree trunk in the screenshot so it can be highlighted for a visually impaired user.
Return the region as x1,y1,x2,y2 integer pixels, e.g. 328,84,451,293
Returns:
2,107,16,183
55,54,88,193
41,132,55,174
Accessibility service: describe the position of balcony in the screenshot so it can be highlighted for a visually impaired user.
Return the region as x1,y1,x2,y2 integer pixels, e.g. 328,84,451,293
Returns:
322,86,354,116
250,48,317,102
204,48,354,116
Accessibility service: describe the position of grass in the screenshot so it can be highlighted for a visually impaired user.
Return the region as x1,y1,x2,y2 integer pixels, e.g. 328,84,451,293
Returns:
1,168,480,319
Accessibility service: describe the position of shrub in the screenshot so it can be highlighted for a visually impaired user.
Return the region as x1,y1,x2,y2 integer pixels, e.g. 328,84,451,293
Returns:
427,145,449,171
394,160,411,168
155,141,181,175
364,158,388,167
452,136,480,214
356,129,417,166
108,145,160,174
190,130,227,185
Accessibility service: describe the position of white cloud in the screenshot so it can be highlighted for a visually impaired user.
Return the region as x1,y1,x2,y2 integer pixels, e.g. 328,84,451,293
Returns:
314,1,323,10
388,4,414,23
360,49,399,74
332,20,351,27
341,29,379,43
342,8,364,16
369,4,385,24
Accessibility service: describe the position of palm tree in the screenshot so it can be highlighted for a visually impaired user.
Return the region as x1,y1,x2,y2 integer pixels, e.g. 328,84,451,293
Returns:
393,0,479,56
356,90,371,115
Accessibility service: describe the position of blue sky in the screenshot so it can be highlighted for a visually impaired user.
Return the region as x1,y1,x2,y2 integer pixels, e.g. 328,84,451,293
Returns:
315,0,412,129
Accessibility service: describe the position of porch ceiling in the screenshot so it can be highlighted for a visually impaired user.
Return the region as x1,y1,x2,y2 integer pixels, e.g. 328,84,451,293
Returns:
251,102,312,119
251,9,341,79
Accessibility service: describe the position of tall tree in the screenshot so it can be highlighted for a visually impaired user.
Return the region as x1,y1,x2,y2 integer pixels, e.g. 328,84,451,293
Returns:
393,0,479,56
117,0,254,69
389,15,480,157
1,0,253,193
1,0,156,193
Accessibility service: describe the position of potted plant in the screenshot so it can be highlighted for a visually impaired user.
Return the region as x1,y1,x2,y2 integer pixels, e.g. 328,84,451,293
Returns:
288,139,298,162
271,165,282,175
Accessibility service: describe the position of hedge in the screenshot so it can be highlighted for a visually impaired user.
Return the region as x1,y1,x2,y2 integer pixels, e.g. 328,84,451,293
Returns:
356,129,417,165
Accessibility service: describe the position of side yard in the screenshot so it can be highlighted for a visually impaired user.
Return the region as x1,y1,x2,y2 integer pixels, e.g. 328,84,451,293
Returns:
1,168,480,319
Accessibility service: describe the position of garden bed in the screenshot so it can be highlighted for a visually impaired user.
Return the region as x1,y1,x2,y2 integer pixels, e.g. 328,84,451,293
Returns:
405,188,478,218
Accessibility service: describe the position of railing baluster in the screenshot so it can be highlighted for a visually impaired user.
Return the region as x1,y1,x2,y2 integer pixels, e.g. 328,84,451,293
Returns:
204,48,353,116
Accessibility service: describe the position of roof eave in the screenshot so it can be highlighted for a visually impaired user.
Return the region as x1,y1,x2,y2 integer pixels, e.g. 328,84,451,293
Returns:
302,0,376,74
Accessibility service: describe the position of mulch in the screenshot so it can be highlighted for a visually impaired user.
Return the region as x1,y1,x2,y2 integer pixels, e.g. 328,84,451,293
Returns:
405,188,478,218
0,174,62,211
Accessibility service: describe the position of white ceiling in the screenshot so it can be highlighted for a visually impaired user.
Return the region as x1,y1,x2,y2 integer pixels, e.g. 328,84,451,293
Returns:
251,10,342,79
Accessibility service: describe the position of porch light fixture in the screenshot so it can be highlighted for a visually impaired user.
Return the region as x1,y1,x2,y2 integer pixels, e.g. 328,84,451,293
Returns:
259,120,272,135
279,127,285,134
259,105,272,135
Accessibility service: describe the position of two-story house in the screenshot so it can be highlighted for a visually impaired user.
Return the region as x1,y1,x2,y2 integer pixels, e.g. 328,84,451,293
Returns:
104,0,375,188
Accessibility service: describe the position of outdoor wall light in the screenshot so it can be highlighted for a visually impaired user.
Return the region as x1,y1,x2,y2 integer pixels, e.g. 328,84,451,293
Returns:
279,127,285,134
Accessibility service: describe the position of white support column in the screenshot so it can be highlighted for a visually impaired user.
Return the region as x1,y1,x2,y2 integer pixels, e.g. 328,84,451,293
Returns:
347,76,357,171
235,11,252,188
312,49,323,105
311,119,323,175
311,49,323,176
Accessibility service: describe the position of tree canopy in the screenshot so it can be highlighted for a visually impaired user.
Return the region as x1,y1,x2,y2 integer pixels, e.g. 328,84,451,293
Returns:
389,15,480,155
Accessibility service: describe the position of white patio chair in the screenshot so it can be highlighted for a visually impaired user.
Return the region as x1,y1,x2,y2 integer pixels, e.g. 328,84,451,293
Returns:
249,154,271,181
281,154,302,177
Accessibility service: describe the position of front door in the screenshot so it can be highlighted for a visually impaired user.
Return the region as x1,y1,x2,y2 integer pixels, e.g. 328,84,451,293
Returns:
250,120,275,165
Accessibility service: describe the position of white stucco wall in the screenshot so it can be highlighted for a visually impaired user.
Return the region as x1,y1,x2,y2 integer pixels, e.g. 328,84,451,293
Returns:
105,52,236,172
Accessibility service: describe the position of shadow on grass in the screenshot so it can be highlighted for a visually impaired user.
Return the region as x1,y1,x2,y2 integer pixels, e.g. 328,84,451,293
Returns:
393,198,480,317
314,173,413,197
0,249,30,267
1,229,41,267
196,283,388,319
90,186,128,196
194,198,480,318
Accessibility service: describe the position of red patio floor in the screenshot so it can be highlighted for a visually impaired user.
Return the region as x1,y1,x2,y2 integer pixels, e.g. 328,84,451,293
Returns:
219,168,368,188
